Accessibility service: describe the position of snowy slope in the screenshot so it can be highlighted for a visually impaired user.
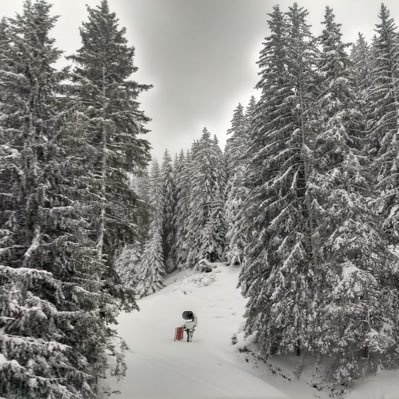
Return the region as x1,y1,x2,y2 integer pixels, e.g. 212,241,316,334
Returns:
103,263,399,399
103,264,323,398
347,370,399,399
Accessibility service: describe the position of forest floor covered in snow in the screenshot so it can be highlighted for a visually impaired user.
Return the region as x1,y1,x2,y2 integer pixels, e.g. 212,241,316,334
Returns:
102,263,399,399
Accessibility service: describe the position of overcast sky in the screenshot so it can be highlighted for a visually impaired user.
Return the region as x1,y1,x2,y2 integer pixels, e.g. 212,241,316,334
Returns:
1,0,399,160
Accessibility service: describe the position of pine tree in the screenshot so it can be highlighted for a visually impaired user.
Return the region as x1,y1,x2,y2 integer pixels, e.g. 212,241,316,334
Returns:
130,171,151,246
68,0,151,292
351,33,372,105
0,1,110,397
225,103,246,180
186,128,226,268
135,160,166,297
366,4,399,240
224,97,257,266
239,3,317,357
136,229,165,298
173,151,192,268
160,150,177,273
224,102,251,265
310,7,398,386
350,33,373,148
115,243,142,288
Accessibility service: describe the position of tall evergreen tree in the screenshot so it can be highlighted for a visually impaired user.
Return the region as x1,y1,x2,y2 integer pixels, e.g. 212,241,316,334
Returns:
173,151,192,268
350,33,373,147
68,0,151,292
225,103,246,179
135,160,166,297
224,102,252,265
160,150,177,273
0,1,114,397
115,242,142,289
186,128,226,267
310,7,398,386
239,3,318,357
366,4,399,240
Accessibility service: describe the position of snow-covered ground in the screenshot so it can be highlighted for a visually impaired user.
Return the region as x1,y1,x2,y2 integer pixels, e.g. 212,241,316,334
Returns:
347,370,399,399
103,263,399,399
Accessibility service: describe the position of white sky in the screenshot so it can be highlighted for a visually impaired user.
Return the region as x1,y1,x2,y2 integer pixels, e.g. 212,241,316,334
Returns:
1,0,399,160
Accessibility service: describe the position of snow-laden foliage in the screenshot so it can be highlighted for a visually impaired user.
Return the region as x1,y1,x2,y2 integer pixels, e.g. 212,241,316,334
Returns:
237,3,399,390
366,4,399,241
0,0,150,397
67,0,151,279
173,151,192,269
350,33,372,144
185,129,226,268
161,150,177,273
310,7,399,386
0,2,101,397
135,161,166,297
115,243,142,288
224,100,254,266
239,3,319,358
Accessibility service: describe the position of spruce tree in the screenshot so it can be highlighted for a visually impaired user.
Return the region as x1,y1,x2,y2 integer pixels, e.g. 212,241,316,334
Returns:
311,7,398,386
160,150,177,273
224,103,250,265
173,151,192,269
225,103,246,180
239,3,317,357
68,0,151,294
115,243,142,288
366,4,399,240
186,128,226,268
225,97,257,266
350,33,373,148
135,160,166,297
0,1,111,397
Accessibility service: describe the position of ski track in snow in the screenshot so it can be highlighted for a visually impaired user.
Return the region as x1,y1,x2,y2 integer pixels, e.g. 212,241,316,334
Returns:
104,264,399,399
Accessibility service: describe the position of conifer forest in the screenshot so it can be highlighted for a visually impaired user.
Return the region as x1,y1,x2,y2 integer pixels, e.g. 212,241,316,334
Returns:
1,0,399,398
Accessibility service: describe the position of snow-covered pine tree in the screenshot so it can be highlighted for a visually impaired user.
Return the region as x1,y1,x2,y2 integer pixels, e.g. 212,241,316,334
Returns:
225,103,246,180
351,34,372,114
350,33,373,149
160,150,177,273
186,128,226,268
136,229,165,298
0,17,16,260
129,170,151,246
239,3,318,357
202,135,226,262
366,4,399,241
224,103,250,265
115,242,142,288
0,1,112,397
173,151,192,269
67,0,151,305
135,160,166,297
246,96,257,117
224,97,258,266
311,6,398,387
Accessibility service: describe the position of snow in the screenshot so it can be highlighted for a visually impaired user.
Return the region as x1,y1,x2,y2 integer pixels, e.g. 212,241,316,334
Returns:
104,264,317,398
348,369,399,399
103,263,399,399
0,353,7,365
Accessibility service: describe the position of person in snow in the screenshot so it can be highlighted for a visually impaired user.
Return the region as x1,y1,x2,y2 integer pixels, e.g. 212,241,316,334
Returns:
182,311,197,342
